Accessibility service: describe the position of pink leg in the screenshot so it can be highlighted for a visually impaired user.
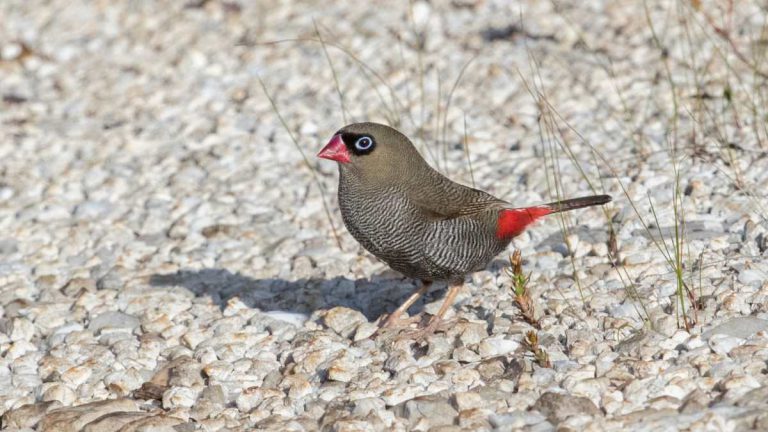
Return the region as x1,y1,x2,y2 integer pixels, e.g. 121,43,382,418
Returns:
379,280,432,328
421,282,462,335
396,282,462,341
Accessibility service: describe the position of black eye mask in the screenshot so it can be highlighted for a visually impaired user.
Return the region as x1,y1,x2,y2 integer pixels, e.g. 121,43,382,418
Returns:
342,133,376,156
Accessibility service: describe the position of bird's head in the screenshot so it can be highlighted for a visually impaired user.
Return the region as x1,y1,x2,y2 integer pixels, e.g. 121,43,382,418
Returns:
317,122,425,181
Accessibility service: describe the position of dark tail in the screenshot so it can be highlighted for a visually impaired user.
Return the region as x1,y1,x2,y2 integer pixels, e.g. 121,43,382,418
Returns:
543,194,612,213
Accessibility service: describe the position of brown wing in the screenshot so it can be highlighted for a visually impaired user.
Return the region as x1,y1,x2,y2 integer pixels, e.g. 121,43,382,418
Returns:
407,169,507,220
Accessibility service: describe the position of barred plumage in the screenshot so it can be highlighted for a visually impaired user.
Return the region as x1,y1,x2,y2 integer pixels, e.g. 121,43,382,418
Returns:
339,169,507,282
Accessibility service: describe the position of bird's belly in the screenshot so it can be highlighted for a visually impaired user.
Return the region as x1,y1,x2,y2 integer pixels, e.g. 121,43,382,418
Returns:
339,194,428,276
342,210,422,263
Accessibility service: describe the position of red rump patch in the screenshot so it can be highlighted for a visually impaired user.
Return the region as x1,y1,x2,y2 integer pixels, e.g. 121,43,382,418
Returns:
495,207,553,239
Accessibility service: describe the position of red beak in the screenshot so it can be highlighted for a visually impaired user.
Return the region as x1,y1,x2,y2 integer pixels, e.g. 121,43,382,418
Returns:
317,134,351,164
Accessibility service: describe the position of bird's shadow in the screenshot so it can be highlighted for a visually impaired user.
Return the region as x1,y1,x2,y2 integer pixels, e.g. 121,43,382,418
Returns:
149,269,445,320
149,226,614,319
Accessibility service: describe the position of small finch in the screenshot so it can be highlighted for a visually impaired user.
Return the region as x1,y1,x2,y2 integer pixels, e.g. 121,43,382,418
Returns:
318,122,611,335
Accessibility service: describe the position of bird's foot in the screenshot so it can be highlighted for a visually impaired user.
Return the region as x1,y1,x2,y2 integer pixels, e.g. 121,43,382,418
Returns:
395,316,455,342
372,313,421,338
378,312,419,329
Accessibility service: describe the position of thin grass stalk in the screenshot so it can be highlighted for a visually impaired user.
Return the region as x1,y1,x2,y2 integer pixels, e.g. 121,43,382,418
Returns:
462,113,475,188
257,76,343,250
314,22,348,125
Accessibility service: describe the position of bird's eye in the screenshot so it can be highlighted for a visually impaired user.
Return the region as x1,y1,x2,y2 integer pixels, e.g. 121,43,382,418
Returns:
354,136,374,151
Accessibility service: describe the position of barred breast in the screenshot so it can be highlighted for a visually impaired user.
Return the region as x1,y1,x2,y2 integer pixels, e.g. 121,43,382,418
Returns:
339,176,430,279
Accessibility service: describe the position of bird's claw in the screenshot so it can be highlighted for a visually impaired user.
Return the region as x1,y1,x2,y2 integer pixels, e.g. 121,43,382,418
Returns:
393,316,456,342
372,313,421,339
378,312,419,329
372,310,457,342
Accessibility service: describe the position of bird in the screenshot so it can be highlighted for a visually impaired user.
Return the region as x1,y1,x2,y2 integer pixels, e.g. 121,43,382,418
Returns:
317,122,611,336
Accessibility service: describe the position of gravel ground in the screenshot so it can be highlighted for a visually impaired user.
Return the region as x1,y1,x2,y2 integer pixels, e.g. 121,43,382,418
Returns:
2,0,768,431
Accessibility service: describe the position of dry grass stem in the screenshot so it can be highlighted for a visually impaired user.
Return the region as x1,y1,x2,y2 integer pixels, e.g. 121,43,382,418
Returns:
524,331,551,368
505,250,539,328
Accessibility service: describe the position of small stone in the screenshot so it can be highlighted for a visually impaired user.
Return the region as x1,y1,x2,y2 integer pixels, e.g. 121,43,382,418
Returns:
134,355,197,401
458,322,487,346
0,237,17,254
199,384,226,408
61,278,97,296
735,386,768,408
451,368,482,389
353,397,386,417
291,255,316,278
477,337,520,358
738,269,766,286
13,372,42,390
236,387,264,412
88,311,140,333
103,368,144,396
261,311,309,327
452,346,481,363
702,317,768,340
353,322,378,341
503,359,525,381
141,314,173,333
411,0,431,27
720,374,761,394
6,339,37,359
477,357,506,381
74,200,112,221
708,334,744,355
679,389,711,414
327,357,357,383
532,368,558,388
41,383,76,406
133,382,165,402
6,317,35,341
329,419,378,431
1,401,62,428
532,392,601,424
401,396,457,427
112,414,185,431
202,360,233,382
490,410,548,429
39,399,139,432
300,121,318,135
48,323,85,346
1,42,23,60
624,251,651,265
97,270,123,290
323,307,367,338
81,412,150,432
427,335,454,359
180,329,206,349
162,386,199,409
422,300,456,319
453,391,484,411
684,335,707,350
653,315,678,338
281,373,313,399
382,385,420,406
168,356,204,387
458,408,494,429
60,365,93,387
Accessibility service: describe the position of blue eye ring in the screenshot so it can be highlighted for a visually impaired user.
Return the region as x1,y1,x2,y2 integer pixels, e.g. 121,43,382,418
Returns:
355,136,374,151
